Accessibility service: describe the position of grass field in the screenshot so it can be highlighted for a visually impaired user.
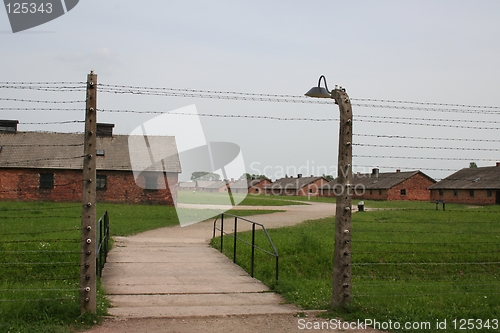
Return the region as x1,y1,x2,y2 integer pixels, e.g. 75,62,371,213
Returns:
0,200,284,333
211,200,500,332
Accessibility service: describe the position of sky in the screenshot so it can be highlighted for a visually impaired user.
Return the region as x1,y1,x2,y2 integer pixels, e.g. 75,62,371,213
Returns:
1,0,500,182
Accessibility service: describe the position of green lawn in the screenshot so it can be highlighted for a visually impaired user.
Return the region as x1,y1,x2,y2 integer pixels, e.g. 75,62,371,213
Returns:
178,190,307,206
0,200,284,333
211,200,500,333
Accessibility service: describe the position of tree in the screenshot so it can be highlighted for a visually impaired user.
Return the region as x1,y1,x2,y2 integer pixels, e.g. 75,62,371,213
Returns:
469,162,478,168
191,171,221,181
322,174,334,181
242,173,269,180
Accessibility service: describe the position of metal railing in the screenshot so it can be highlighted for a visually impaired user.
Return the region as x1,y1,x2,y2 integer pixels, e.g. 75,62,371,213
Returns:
96,210,110,278
213,213,279,282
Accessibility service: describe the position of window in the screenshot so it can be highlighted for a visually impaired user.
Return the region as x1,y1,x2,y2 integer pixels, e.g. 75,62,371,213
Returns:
454,190,458,196
145,175,158,190
96,175,107,189
379,189,382,195
469,190,474,197
39,173,54,189
439,189,444,196
369,189,373,195
487,190,493,197
400,189,406,195
96,149,105,156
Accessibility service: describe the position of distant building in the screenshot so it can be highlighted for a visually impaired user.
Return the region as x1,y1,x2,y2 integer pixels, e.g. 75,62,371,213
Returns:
204,181,230,193
229,178,271,194
321,168,436,201
264,175,328,196
429,163,500,205
0,121,181,205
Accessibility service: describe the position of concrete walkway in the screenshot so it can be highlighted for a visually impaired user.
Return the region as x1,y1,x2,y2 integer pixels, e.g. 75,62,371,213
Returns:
100,201,336,319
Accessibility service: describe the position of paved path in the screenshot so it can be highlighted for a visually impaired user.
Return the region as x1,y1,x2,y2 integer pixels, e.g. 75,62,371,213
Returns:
100,201,336,319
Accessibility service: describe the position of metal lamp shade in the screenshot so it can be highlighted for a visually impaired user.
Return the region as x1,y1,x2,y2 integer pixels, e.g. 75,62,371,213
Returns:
304,86,331,98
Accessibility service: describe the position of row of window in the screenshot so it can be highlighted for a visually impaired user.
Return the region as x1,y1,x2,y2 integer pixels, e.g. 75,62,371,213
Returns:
438,189,494,197
39,173,107,189
39,173,160,190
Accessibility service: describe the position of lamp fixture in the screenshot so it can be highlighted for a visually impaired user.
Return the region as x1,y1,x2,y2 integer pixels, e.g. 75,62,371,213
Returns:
304,75,332,98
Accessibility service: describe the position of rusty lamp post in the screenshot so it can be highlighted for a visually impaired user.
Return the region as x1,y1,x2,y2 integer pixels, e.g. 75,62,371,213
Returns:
305,75,353,308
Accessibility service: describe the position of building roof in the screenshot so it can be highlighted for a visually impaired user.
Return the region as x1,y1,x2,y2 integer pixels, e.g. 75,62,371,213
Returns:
321,170,435,190
194,180,217,188
179,181,196,189
0,131,182,173
429,166,500,190
264,176,325,190
204,181,229,189
213,178,270,190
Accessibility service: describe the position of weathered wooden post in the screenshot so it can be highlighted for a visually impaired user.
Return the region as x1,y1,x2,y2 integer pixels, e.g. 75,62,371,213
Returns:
80,71,97,313
331,87,353,308
305,77,353,308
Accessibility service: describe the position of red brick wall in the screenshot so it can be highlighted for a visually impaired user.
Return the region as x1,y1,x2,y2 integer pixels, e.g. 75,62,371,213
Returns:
297,178,328,196
248,179,271,194
0,168,178,205
354,188,388,200
387,173,434,201
430,189,497,205
351,173,434,201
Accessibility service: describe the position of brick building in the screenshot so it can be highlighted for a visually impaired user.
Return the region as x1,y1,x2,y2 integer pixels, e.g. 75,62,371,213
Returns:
264,175,328,196
321,169,436,201
429,163,500,205
227,178,271,194
0,121,181,205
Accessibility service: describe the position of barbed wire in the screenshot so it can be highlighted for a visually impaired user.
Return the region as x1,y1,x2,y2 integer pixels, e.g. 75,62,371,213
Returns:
354,133,500,143
98,83,500,110
0,296,76,303
354,143,499,151
0,97,84,104
1,143,84,147
0,107,82,111
18,120,84,125
352,261,500,266
354,154,498,162
0,250,79,254
96,108,500,131
0,155,84,167
0,81,84,85
1,227,78,235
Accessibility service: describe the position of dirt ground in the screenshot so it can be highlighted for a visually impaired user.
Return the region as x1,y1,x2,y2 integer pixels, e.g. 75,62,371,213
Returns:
83,313,384,333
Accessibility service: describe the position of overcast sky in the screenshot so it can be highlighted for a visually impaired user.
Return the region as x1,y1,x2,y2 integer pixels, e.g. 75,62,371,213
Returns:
1,1,499,181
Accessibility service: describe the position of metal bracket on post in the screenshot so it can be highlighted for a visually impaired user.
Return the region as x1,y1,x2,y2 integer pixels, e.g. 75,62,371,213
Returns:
80,71,97,314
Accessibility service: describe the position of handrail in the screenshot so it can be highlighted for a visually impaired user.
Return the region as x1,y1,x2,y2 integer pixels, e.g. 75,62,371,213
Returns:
96,210,110,278
213,213,279,282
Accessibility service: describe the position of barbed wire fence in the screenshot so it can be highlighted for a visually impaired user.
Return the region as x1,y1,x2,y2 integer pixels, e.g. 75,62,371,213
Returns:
0,79,499,318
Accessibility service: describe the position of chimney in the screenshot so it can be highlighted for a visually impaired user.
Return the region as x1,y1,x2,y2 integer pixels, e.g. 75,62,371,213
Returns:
96,123,114,137
297,174,302,178
372,168,379,177
0,120,19,133
396,169,401,173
